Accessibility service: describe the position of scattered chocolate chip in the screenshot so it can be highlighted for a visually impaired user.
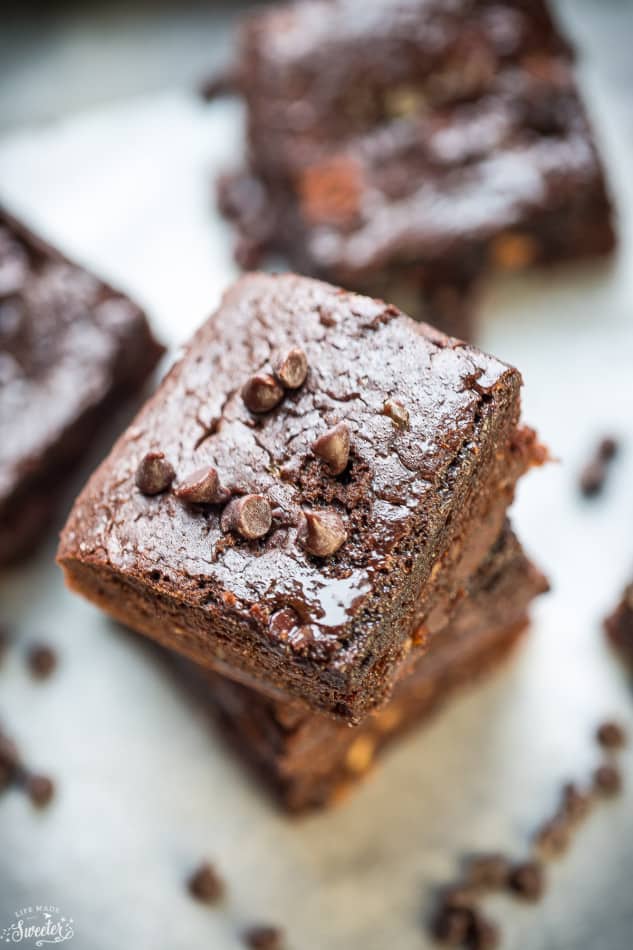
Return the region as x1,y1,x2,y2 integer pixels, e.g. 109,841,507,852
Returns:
243,925,284,950
465,853,511,891
25,773,54,808
0,733,20,773
311,421,351,475
187,862,224,903
431,904,473,945
579,459,606,497
533,816,570,858
273,347,308,390
468,909,500,949
508,861,545,902
298,509,347,557
598,436,619,461
383,398,409,428
221,494,272,540
198,66,238,102
27,643,57,679
135,451,175,495
596,720,627,750
560,782,592,823
175,466,230,505
593,763,622,797
242,373,284,413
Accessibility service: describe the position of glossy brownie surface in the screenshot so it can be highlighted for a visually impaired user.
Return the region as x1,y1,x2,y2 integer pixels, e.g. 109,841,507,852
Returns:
0,206,164,564
59,273,527,719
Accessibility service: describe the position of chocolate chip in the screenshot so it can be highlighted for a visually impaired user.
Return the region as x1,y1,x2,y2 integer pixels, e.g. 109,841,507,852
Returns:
175,466,230,505
596,720,627,750
187,862,224,902
560,782,592,823
242,373,284,413
311,421,351,475
0,733,20,773
431,904,473,945
383,398,409,428
243,925,284,950
273,347,308,390
469,909,500,949
598,436,619,461
579,459,606,497
221,494,272,540
25,773,54,808
465,853,510,890
508,861,545,902
298,510,347,557
135,451,175,495
593,763,622,797
27,643,57,679
533,816,570,858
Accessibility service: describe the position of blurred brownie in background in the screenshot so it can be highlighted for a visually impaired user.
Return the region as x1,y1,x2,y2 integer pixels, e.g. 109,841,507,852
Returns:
218,0,615,339
0,205,164,566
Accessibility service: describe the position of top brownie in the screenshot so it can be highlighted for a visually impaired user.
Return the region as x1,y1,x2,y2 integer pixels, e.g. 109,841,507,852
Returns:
58,274,534,721
0,205,164,565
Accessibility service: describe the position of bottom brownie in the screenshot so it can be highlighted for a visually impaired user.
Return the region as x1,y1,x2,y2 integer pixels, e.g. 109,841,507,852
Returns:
181,529,546,812
605,583,633,670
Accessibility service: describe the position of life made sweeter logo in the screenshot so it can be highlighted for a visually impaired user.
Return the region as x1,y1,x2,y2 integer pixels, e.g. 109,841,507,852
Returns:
1,906,74,947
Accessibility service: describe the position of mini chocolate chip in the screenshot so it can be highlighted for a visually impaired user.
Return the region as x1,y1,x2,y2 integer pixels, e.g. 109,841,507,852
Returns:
508,861,545,902
25,773,54,808
560,782,592,823
187,862,224,902
579,459,606,497
274,347,308,390
221,494,272,540
596,720,627,750
135,451,175,495
27,644,57,679
243,925,284,950
298,510,347,557
593,763,622,797
465,853,511,890
534,816,570,858
242,373,284,413
431,904,473,945
469,909,500,950
175,466,230,505
311,421,351,475
383,398,409,428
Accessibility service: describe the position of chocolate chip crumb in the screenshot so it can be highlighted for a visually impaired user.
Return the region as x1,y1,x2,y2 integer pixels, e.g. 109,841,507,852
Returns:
242,374,284,413
187,862,224,903
431,904,473,945
598,436,619,461
175,466,230,505
508,861,545,901
469,909,500,949
383,398,409,428
243,925,284,950
135,451,175,495
298,509,347,557
27,644,57,679
273,347,308,390
221,494,272,540
560,782,592,823
579,459,606,497
0,733,20,773
465,853,510,891
311,421,351,475
596,720,627,750
25,773,54,808
593,763,622,797
533,816,570,858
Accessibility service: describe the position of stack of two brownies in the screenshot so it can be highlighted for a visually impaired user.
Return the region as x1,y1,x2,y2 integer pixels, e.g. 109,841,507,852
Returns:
59,273,547,812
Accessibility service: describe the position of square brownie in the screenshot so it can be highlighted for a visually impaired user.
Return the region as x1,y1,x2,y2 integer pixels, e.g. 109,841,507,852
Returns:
58,273,542,722
189,527,548,812
0,205,164,565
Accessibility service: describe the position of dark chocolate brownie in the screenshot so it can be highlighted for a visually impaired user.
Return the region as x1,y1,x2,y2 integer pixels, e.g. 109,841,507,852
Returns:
58,273,542,722
605,583,633,670
219,0,615,337
196,528,548,812
0,205,164,565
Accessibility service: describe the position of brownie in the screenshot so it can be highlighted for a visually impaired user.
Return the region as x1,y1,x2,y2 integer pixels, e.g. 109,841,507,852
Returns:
605,583,633,670
58,273,543,722
197,527,548,812
219,0,615,336
0,205,164,565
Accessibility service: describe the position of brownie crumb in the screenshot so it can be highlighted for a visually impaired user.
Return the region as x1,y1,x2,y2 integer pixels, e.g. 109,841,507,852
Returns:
27,643,57,679
135,451,175,495
533,816,570,858
508,861,545,902
593,763,622,797
243,925,284,949
596,720,627,750
242,373,284,413
465,853,510,891
25,773,55,808
187,862,225,903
